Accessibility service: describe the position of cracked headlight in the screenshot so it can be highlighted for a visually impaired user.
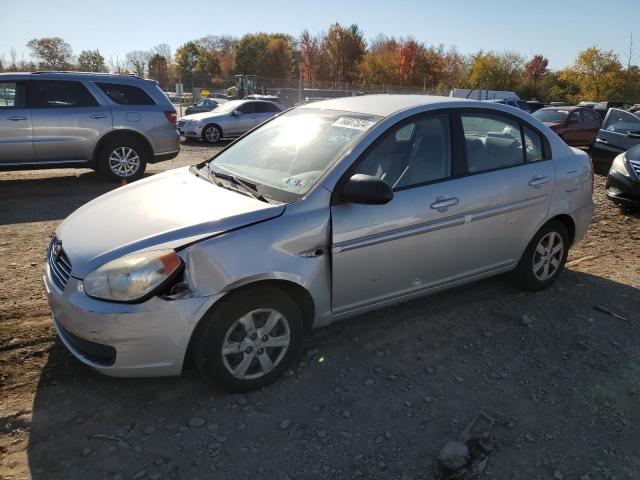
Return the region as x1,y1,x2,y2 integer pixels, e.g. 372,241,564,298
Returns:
83,250,182,302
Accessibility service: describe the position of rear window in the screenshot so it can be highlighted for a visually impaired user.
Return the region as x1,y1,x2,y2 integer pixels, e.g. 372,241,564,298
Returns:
533,109,569,123
96,82,155,105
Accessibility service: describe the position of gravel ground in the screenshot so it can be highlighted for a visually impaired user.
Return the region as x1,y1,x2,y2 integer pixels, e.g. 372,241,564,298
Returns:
1,141,639,480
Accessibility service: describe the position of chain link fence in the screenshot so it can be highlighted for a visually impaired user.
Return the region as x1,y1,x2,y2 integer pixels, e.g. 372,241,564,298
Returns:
153,71,445,114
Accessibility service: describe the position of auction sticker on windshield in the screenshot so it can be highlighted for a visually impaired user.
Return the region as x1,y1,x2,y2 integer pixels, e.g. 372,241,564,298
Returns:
332,117,377,131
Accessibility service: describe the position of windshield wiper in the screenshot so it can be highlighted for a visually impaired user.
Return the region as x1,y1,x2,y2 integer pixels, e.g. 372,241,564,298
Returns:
206,167,269,203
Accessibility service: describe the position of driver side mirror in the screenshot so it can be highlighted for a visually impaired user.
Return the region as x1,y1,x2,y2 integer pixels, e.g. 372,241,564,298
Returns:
232,110,242,116
340,174,393,205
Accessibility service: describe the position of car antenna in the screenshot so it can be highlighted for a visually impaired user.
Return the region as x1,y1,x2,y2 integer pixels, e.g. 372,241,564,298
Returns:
466,82,481,99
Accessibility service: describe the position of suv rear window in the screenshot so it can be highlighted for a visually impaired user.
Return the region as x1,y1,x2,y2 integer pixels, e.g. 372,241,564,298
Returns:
32,80,98,108
96,82,155,105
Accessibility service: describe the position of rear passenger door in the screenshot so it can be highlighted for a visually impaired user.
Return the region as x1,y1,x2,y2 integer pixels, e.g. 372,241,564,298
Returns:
454,111,555,273
0,80,34,163
234,102,260,134
31,80,111,162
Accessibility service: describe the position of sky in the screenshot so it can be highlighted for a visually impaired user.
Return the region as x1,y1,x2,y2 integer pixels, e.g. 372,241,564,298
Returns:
1,0,638,70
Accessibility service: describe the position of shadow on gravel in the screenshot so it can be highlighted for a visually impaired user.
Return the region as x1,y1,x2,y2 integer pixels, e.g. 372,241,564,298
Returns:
26,270,640,479
0,171,154,225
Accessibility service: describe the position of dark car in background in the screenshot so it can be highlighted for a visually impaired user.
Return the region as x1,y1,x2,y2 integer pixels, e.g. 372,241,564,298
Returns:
185,97,227,116
532,106,601,147
606,144,640,208
527,101,546,113
593,108,640,154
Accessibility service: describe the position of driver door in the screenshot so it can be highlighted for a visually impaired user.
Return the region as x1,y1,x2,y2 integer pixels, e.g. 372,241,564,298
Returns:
330,112,469,313
595,108,640,153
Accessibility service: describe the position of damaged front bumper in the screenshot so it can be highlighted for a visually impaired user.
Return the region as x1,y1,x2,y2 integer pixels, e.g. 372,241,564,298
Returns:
44,265,221,377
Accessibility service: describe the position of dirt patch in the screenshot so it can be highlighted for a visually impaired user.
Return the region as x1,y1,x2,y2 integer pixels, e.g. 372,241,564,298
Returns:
1,145,639,480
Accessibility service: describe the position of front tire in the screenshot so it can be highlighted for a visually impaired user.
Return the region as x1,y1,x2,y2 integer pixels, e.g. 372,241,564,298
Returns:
98,137,147,182
512,221,569,291
193,286,303,393
202,124,222,144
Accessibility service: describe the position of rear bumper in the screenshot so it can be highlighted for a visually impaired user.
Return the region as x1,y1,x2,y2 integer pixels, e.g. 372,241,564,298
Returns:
151,149,180,163
571,202,594,245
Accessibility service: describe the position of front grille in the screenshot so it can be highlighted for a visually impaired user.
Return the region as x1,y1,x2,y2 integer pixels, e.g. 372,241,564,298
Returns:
630,159,640,178
47,237,72,291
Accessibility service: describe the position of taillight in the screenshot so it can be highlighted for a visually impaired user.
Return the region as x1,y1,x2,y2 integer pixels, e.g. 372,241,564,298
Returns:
164,111,177,123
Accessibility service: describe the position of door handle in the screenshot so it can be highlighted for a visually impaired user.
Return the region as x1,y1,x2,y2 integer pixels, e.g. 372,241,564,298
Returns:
595,138,608,144
90,114,107,119
528,176,549,188
7,116,27,121
430,197,459,210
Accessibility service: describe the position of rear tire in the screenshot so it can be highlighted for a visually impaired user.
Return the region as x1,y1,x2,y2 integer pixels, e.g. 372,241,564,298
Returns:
193,286,304,393
512,221,569,291
98,137,147,182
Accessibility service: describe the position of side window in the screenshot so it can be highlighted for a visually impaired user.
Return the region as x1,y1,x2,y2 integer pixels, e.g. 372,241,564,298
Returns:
257,103,281,113
567,111,580,124
353,113,452,190
238,102,258,114
0,82,26,108
523,126,544,162
96,83,155,105
461,113,523,173
32,80,98,108
604,110,640,134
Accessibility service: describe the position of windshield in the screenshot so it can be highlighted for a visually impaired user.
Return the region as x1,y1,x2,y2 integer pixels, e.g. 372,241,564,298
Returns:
214,100,247,113
207,108,381,202
533,109,569,123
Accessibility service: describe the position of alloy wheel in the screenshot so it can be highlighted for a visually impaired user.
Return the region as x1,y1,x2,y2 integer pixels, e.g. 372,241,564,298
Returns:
221,308,291,380
532,231,564,281
108,147,140,178
205,126,220,143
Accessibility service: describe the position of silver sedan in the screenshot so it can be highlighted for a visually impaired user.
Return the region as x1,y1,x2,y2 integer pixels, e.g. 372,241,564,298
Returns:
177,99,284,143
45,95,594,392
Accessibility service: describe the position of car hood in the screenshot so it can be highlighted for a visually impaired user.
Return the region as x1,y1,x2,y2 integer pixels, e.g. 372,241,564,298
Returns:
56,167,284,278
181,111,227,122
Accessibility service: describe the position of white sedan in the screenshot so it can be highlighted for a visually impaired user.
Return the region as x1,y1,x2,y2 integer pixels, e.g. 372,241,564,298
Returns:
177,99,285,143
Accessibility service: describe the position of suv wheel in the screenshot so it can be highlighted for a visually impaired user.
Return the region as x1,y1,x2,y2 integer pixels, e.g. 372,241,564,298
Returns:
202,124,222,144
512,220,569,291
98,137,148,182
193,286,303,393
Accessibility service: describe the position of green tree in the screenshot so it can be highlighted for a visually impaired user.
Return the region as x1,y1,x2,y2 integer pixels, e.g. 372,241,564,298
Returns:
77,49,108,72
26,37,72,70
175,41,200,73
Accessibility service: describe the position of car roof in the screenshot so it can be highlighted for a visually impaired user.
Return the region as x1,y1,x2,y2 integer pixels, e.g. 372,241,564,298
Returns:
0,71,151,84
299,94,473,117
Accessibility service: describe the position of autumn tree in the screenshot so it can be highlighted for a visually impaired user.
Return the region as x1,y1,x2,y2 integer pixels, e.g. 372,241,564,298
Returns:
77,49,108,72
27,37,72,70
299,30,321,87
572,47,621,99
234,33,293,79
322,23,366,85
148,54,170,89
175,41,200,74
523,54,549,95
126,50,151,77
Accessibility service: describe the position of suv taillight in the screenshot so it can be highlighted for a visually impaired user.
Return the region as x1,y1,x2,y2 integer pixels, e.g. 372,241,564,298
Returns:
164,111,177,123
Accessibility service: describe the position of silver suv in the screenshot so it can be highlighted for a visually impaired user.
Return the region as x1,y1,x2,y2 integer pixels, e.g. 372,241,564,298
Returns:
0,72,179,181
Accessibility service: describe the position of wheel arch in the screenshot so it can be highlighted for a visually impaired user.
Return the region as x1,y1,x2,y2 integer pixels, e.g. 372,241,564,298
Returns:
92,129,154,170
550,213,576,246
183,279,315,369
